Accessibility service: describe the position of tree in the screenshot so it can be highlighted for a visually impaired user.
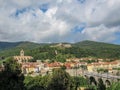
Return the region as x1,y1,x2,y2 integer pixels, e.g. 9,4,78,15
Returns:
97,78,106,90
107,81,120,90
55,54,66,63
48,69,72,90
40,74,52,89
24,75,51,90
73,76,88,90
24,76,45,90
0,57,25,90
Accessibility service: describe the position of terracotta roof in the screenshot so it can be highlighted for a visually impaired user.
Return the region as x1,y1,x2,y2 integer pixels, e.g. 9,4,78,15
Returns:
46,62,62,67
88,61,118,66
22,62,40,68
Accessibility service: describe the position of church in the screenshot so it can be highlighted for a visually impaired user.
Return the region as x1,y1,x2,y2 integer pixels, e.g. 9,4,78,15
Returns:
13,49,33,63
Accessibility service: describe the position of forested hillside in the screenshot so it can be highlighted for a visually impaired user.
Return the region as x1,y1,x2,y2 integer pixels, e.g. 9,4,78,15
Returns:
0,40,120,61
0,41,21,50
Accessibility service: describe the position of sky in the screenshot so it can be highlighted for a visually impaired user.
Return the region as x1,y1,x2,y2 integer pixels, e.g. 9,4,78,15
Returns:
0,0,120,44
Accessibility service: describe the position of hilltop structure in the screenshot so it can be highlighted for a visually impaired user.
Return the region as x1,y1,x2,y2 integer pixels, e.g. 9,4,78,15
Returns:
50,43,72,48
13,49,33,63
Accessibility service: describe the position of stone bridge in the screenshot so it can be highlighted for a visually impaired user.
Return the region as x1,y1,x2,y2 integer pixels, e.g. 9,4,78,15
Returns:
83,72,120,87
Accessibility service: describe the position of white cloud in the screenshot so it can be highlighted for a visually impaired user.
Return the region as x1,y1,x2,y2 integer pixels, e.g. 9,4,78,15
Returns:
0,0,120,43
81,25,120,42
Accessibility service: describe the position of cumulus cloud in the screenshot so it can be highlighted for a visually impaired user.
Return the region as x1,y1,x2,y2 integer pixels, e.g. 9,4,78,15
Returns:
81,25,120,42
0,0,120,43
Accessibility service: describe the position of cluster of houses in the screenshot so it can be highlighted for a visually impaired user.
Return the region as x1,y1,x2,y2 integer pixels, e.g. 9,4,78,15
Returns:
10,50,120,76
87,61,120,73
0,49,119,76
12,50,86,76
69,58,120,74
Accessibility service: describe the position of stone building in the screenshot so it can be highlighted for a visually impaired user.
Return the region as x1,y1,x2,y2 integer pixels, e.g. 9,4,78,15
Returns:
13,49,33,63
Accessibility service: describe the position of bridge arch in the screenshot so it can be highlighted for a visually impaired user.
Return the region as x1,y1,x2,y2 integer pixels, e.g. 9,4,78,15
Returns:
89,76,97,86
117,79,120,82
83,72,120,87
84,75,88,79
97,78,106,90
105,80,111,87
98,78,103,82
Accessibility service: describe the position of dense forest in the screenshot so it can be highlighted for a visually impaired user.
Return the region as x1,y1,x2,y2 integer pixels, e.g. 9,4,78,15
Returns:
0,40,120,62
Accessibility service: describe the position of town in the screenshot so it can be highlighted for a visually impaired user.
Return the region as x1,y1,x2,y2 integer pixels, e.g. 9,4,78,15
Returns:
1,42,120,90
12,49,120,76
1,0,120,89
8,49,119,88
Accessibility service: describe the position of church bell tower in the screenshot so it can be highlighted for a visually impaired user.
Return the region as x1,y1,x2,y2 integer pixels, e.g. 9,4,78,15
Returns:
20,49,24,56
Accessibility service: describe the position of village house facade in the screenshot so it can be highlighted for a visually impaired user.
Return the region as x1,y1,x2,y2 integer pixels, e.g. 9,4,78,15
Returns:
87,61,120,73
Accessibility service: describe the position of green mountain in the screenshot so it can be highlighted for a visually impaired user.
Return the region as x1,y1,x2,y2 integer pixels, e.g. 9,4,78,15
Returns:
0,40,120,60
0,41,42,57
73,40,120,48
0,41,21,50
0,41,51,50
72,40,120,59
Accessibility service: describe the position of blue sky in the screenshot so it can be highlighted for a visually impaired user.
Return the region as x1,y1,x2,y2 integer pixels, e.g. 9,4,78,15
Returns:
0,0,120,44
